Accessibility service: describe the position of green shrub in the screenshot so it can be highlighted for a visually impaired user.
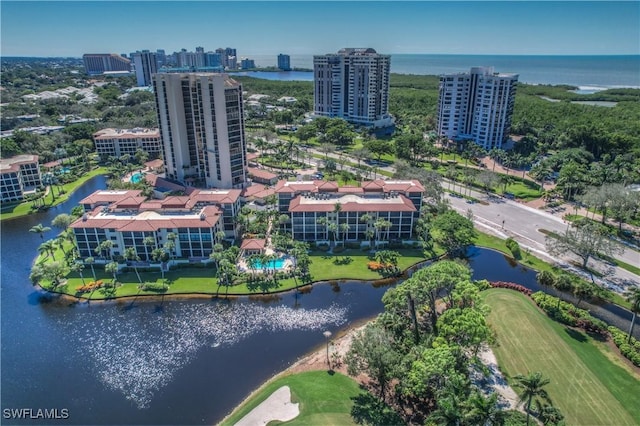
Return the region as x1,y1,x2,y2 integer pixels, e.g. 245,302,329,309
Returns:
474,279,492,291
345,242,361,249
608,326,640,367
332,246,345,253
140,282,168,293
505,237,522,259
532,291,607,334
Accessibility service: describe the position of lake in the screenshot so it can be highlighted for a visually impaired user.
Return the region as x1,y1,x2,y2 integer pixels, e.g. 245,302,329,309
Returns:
1,176,637,425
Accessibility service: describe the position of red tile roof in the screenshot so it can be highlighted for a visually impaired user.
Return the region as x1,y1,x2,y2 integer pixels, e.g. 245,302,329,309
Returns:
144,159,164,169
70,206,223,232
241,238,266,250
247,167,278,180
80,190,143,205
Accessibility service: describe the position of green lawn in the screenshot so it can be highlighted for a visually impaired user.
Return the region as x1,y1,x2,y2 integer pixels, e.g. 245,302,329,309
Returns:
1,167,108,221
483,289,640,425
220,371,363,426
43,248,428,299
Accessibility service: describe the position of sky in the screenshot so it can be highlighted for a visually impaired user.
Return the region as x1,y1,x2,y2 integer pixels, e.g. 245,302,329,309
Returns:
1,1,639,57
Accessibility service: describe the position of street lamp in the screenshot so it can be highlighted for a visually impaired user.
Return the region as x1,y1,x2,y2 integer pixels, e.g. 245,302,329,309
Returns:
323,330,332,369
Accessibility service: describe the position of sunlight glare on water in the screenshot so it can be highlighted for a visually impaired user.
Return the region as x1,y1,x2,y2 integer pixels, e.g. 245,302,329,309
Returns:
60,302,347,408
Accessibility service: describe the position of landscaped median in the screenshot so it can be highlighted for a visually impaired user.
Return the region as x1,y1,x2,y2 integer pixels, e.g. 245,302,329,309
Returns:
34,248,428,300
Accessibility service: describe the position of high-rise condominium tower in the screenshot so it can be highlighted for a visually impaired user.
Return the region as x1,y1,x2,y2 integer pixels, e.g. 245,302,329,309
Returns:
437,66,518,150
153,73,247,189
313,48,392,128
277,54,291,71
132,51,158,86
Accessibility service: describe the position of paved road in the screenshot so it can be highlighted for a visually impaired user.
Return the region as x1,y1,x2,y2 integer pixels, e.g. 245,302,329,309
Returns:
446,190,639,291
268,141,640,291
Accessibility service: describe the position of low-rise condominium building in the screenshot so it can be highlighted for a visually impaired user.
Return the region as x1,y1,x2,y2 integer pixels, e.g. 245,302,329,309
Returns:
93,128,162,158
0,155,42,202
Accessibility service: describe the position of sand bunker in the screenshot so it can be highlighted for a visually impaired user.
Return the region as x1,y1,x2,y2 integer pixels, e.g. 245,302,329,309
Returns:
235,386,299,426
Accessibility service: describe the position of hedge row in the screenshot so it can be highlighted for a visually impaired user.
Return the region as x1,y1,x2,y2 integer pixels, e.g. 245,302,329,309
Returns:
531,291,608,334
490,281,532,296
608,326,640,367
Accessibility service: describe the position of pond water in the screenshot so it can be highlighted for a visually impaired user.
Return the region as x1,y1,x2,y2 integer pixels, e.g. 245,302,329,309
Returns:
1,175,637,425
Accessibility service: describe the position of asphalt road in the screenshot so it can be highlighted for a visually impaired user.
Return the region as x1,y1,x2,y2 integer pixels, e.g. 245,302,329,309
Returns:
269,141,640,291
446,189,640,291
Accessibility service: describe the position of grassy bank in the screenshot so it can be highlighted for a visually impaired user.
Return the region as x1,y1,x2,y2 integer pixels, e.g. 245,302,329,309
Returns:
1,167,108,221
220,371,363,426
484,289,640,425
39,248,428,300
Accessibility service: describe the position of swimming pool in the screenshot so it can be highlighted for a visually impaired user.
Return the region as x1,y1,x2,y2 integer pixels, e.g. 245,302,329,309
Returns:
251,258,286,270
130,172,144,184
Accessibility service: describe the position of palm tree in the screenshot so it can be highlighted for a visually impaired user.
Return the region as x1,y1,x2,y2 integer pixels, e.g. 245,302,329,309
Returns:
70,262,86,285
143,236,156,260
625,287,640,343
428,394,464,426
124,247,142,284
30,223,51,240
152,248,168,279
536,270,555,288
464,391,505,426
514,371,552,426
96,240,114,261
165,232,178,260
55,234,68,257
340,223,350,245
572,281,594,308
105,261,119,285
38,240,57,260
316,216,329,241
85,256,97,280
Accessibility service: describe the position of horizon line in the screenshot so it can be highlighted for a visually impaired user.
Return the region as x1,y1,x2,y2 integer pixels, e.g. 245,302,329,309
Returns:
3,53,640,59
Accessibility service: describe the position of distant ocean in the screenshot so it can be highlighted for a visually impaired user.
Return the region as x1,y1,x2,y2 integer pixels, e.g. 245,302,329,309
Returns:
246,54,640,88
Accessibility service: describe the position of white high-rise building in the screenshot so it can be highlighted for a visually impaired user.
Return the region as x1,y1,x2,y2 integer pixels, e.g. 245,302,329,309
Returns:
437,66,518,150
152,73,248,189
313,48,392,128
132,51,158,86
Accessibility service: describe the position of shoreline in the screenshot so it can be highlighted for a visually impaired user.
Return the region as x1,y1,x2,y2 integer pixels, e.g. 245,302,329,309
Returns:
217,317,374,425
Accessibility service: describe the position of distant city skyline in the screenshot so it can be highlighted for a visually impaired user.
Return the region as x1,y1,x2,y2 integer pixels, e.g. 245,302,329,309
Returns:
1,1,639,57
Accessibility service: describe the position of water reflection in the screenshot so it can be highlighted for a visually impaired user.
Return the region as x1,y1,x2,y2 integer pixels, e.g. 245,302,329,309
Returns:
56,302,347,409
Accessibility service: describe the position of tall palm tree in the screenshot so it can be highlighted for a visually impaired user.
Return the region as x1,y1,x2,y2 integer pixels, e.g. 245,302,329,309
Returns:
105,261,119,285
55,234,68,257
30,223,51,240
152,248,168,279
514,371,552,426
96,240,114,261
340,223,350,245
625,287,640,343
85,256,97,280
124,247,142,284
143,236,156,261
70,262,86,285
